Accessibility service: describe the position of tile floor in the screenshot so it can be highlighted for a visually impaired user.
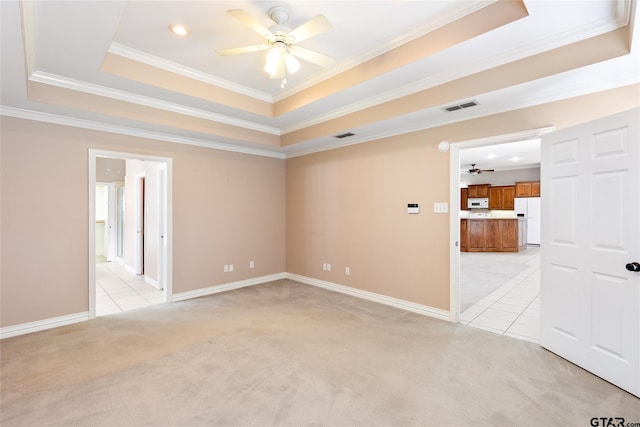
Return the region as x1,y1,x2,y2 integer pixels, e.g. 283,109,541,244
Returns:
95,261,165,316
460,247,540,343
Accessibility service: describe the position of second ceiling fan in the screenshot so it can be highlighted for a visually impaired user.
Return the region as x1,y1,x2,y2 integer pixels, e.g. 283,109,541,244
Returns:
216,7,337,87
463,164,495,175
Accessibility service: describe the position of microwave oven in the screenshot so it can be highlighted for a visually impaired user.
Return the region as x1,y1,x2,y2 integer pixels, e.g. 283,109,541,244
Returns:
468,198,489,209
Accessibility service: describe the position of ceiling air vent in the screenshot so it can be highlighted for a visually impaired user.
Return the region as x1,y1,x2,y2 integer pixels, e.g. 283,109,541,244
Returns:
444,100,478,112
334,132,355,139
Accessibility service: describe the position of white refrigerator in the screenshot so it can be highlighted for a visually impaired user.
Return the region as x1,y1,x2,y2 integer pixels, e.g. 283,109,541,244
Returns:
515,197,541,245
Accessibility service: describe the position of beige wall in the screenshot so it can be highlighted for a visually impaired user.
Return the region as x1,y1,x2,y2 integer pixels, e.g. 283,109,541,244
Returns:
0,118,286,327
286,134,451,308
286,85,640,311
1,84,638,328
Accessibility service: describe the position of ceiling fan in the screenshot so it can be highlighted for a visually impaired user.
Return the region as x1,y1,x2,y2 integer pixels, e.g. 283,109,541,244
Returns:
216,6,337,87
462,164,495,175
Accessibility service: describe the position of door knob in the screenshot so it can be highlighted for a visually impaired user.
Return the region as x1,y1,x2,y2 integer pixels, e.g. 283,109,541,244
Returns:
626,262,640,272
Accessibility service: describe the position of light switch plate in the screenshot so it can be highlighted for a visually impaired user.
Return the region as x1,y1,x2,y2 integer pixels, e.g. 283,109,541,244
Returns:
434,202,449,213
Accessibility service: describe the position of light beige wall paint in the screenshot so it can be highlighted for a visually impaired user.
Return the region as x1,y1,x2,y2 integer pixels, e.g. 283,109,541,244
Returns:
0,118,286,327
286,85,640,311
286,134,451,309
1,85,637,327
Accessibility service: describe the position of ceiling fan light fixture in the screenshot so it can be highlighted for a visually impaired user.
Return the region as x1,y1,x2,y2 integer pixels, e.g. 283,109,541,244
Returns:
264,44,283,75
284,51,300,74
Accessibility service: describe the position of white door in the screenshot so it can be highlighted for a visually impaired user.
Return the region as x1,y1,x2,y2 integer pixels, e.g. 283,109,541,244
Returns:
540,108,640,397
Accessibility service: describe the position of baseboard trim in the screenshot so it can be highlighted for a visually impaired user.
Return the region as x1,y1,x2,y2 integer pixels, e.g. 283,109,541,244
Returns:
1,273,451,339
0,312,89,340
145,276,159,289
172,273,287,302
287,273,451,322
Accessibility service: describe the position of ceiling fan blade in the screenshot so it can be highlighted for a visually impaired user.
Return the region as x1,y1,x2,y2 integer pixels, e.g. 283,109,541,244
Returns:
216,44,270,56
289,45,336,68
228,9,275,41
287,14,332,43
482,169,495,172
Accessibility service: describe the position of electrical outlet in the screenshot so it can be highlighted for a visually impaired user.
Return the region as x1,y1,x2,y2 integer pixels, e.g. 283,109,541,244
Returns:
229,264,234,272
322,263,327,271
345,266,350,276
327,263,331,271
223,265,229,273
249,261,255,269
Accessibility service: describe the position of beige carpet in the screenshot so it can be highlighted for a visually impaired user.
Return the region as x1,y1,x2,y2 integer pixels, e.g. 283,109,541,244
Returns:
1,279,638,426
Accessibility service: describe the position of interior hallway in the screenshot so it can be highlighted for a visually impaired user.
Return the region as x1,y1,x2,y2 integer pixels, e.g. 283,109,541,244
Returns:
460,247,540,343
95,261,164,316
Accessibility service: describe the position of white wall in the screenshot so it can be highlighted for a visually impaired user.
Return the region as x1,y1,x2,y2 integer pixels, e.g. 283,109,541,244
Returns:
460,167,540,187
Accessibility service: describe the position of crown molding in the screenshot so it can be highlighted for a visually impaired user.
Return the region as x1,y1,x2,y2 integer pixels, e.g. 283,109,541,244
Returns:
108,43,274,103
29,71,281,136
0,106,286,160
19,0,36,77
282,6,633,135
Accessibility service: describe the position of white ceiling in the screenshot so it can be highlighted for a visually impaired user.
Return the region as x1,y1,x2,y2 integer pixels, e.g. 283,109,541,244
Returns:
460,138,541,172
1,1,639,162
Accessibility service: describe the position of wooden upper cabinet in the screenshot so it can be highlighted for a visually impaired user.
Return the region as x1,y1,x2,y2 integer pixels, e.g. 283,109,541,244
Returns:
489,187,502,210
515,181,540,197
502,186,516,209
531,181,541,196
488,185,516,210
468,184,489,198
460,188,469,211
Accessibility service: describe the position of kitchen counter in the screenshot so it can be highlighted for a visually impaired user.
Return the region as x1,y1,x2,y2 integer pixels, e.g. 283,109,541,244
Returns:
460,218,527,252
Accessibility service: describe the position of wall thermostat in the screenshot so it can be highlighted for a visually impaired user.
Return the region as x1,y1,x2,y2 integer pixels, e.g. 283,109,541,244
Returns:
407,203,420,214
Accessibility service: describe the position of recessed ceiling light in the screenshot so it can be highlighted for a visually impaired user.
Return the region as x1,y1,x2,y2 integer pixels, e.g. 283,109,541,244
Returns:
169,23,190,37
510,156,521,162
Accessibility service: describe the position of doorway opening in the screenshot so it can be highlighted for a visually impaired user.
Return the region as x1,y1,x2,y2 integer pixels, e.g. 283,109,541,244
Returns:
89,150,172,319
449,128,553,343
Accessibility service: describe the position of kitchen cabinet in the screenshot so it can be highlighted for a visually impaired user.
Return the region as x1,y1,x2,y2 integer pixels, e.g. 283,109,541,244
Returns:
460,218,527,252
488,185,515,210
468,184,489,198
460,217,469,251
460,188,468,211
515,181,541,197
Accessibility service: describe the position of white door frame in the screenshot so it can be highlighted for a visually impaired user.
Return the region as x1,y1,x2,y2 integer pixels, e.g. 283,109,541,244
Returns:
88,149,173,319
134,172,145,276
158,164,168,290
448,127,555,322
